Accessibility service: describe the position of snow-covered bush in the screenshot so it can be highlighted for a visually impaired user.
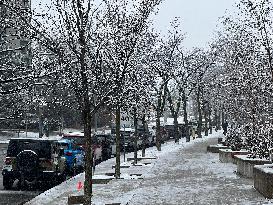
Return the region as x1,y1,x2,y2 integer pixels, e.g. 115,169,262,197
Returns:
226,122,273,159
246,123,273,159
225,123,245,151
210,0,273,159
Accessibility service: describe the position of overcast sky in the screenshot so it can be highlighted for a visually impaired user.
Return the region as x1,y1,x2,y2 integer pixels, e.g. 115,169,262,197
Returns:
152,0,238,49
32,0,238,49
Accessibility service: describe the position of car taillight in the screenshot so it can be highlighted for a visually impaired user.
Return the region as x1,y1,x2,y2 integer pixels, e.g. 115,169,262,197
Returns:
5,157,12,165
66,152,73,156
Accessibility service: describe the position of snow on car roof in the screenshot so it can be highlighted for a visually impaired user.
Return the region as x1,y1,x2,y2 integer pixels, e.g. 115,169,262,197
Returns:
63,132,84,137
9,137,60,141
120,127,134,132
58,138,73,143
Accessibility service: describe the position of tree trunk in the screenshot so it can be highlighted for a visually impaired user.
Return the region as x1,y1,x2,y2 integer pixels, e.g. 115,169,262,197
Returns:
115,107,121,178
79,27,92,204
216,110,221,131
204,104,208,136
221,110,225,129
208,109,212,134
197,86,202,138
204,110,208,136
82,99,93,205
214,109,219,131
156,110,161,151
94,95,98,133
133,108,138,165
38,106,43,138
173,114,179,143
142,116,148,157
213,110,217,132
182,92,190,142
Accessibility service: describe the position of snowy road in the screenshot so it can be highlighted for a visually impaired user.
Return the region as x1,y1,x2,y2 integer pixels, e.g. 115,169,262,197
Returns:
0,191,40,205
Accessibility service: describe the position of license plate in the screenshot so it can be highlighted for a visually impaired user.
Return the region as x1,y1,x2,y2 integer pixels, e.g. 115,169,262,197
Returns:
3,165,12,171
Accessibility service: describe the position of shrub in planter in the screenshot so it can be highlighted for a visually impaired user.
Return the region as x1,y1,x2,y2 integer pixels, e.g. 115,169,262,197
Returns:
227,122,273,159
225,124,245,151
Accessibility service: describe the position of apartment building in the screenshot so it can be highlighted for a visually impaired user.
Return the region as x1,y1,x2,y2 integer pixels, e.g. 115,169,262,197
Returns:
0,0,31,66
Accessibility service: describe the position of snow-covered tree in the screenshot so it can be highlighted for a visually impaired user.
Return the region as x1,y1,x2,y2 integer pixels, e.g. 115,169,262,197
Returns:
99,0,162,178
210,0,273,158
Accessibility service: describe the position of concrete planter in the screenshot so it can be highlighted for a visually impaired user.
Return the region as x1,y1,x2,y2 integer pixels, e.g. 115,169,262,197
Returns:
68,195,85,205
219,149,249,164
207,144,228,153
127,157,157,161
235,155,271,178
92,178,113,184
253,164,273,198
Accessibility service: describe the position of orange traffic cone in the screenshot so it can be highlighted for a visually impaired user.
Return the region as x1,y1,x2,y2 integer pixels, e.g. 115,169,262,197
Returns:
77,181,83,191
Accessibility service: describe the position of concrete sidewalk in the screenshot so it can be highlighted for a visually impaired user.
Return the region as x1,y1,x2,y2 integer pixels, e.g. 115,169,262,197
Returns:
26,133,273,205
128,137,270,205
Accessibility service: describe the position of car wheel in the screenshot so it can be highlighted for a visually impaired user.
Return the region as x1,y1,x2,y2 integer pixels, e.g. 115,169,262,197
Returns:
3,176,14,190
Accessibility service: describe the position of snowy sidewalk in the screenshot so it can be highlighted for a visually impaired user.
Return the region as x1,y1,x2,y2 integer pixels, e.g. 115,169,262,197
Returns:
26,132,273,205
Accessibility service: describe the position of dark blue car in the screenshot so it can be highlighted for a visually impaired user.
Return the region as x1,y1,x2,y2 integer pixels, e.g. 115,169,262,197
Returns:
57,139,84,175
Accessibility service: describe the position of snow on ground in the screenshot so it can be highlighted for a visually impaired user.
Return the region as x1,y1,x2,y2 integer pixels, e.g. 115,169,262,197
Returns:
236,155,270,162
26,131,273,205
0,128,80,143
255,164,273,174
0,131,39,144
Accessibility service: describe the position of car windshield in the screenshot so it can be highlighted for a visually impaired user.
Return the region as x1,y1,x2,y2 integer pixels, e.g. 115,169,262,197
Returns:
63,136,85,146
7,139,52,158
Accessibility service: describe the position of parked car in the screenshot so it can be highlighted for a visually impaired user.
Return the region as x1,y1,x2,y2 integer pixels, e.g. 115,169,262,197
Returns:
165,125,175,139
2,138,67,190
138,126,155,149
120,128,136,152
57,139,84,175
62,132,102,164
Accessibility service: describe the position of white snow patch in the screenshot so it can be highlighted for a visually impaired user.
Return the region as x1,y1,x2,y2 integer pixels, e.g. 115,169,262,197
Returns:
254,164,273,174
236,155,270,162
26,130,271,205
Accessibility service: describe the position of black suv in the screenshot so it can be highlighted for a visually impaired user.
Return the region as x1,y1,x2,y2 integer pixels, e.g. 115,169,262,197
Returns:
2,138,67,190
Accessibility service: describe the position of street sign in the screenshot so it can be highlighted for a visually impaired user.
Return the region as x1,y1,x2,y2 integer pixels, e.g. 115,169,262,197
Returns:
120,111,132,128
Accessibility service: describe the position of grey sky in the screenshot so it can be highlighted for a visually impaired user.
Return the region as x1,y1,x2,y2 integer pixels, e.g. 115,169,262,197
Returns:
32,0,238,49
153,0,238,49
